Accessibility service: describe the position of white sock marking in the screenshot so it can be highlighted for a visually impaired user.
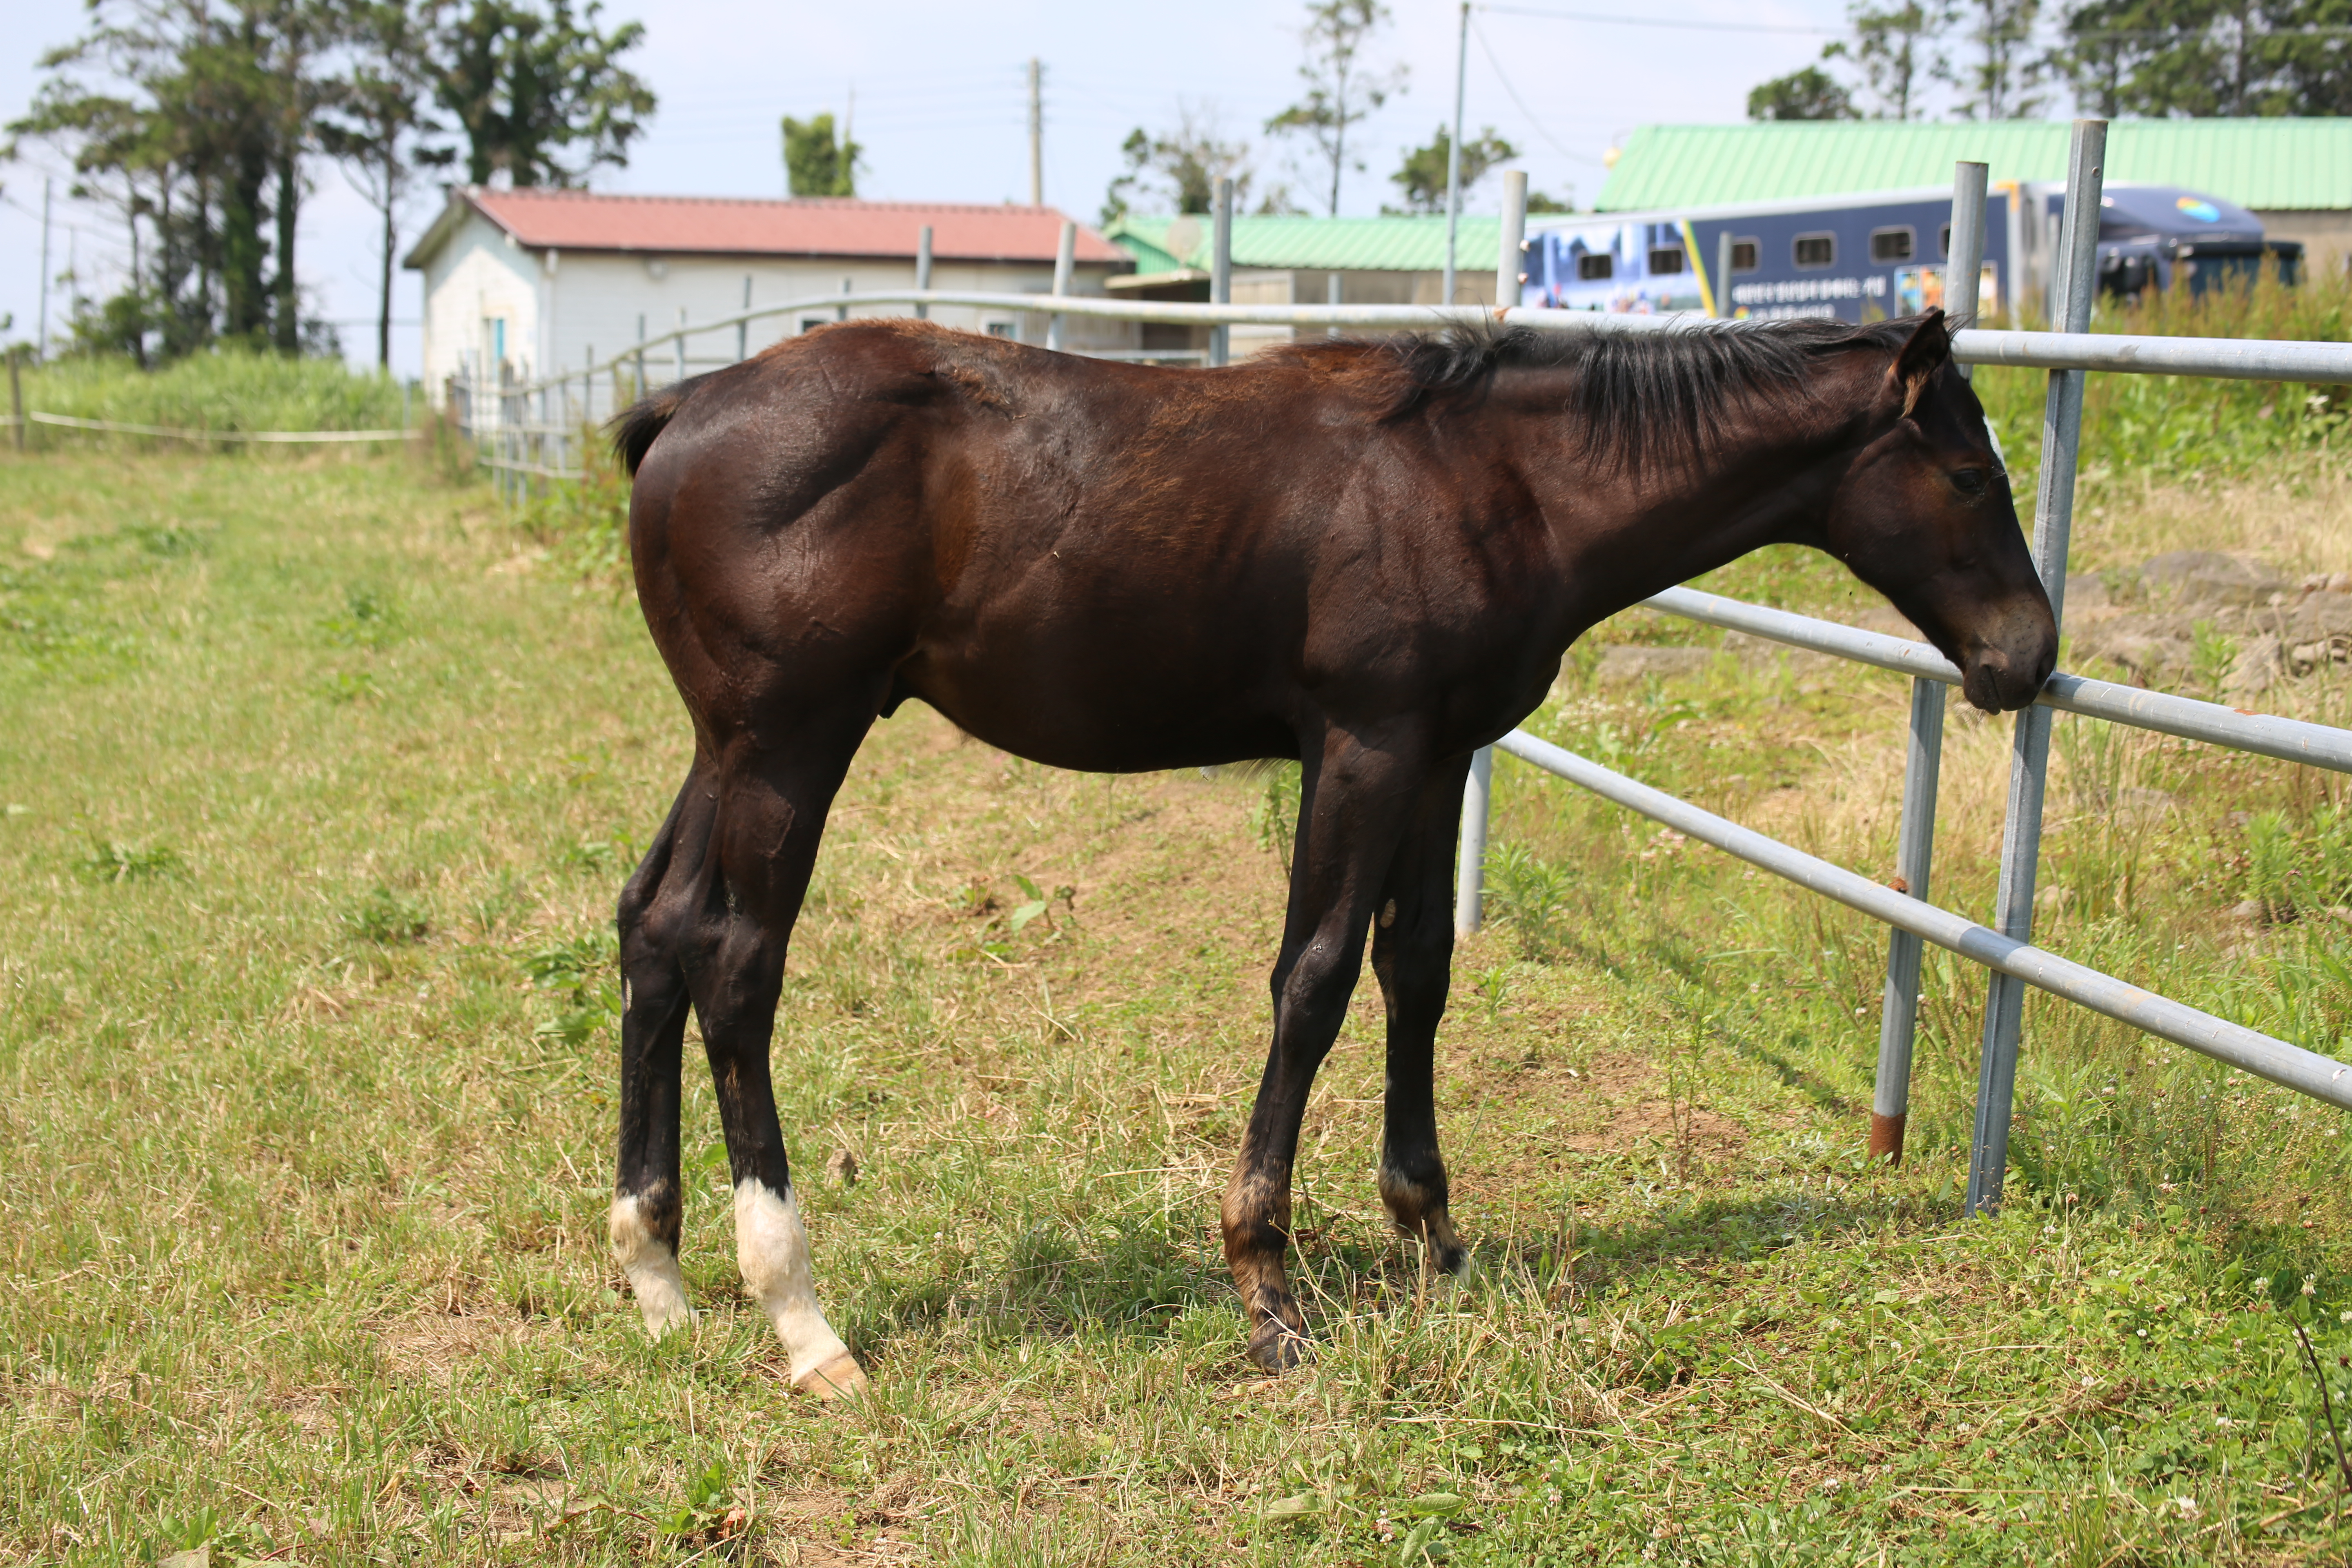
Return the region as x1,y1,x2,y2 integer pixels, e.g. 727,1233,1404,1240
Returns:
610,1192,691,1338
734,1178,852,1383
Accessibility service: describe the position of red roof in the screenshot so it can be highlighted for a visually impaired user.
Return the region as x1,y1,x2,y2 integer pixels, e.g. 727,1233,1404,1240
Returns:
444,188,1128,265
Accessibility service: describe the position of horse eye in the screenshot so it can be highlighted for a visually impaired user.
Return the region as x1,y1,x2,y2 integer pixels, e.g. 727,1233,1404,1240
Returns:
1950,468,1988,496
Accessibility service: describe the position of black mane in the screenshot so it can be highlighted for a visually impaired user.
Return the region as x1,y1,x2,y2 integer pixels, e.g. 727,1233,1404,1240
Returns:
1377,315,1927,472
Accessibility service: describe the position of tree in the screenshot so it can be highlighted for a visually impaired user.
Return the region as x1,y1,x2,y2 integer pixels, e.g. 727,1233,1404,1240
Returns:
1264,0,1406,216
433,0,653,188
781,111,858,197
1827,0,1948,117
8,0,317,357
320,0,452,368
1386,124,1514,215
1942,0,2046,116
2049,0,2306,116
1747,65,1860,118
1101,103,1255,224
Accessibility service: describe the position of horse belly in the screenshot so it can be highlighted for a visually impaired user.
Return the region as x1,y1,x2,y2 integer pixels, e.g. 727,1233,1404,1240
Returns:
899,589,1299,774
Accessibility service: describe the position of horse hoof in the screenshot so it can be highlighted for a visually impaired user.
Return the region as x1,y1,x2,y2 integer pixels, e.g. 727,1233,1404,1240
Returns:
1247,1328,1316,1373
793,1353,869,1400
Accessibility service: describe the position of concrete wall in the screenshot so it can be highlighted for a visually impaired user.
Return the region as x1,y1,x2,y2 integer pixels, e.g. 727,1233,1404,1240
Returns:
417,209,1139,405
2254,209,2352,275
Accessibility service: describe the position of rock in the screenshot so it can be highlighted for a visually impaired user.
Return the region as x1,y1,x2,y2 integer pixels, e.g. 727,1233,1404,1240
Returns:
824,1147,859,1186
2137,551,2288,609
2290,635,2352,675
2065,572,2112,615
1594,644,1713,685
2222,633,2283,697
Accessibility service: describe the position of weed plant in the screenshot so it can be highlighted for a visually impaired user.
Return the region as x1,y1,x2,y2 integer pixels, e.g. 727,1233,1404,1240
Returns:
2,424,2349,1565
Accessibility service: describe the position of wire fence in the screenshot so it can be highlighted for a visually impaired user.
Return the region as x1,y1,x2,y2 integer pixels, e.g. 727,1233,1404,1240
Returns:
450,141,2352,1209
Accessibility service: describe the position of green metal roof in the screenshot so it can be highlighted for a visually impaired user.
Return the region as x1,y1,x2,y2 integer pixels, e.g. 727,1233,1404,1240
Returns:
1104,213,1502,273
1595,119,2352,212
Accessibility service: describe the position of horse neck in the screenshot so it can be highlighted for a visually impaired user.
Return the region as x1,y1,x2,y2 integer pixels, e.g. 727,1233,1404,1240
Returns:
1502,349,1889,606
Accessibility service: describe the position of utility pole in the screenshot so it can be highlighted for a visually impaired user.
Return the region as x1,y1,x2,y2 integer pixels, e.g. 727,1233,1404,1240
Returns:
38,178,53,361
1027,58,1043,207
1443,3,1470,307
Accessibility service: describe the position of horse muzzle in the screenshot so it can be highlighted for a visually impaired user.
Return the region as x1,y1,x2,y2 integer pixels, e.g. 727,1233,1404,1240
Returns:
1959,606,2058,713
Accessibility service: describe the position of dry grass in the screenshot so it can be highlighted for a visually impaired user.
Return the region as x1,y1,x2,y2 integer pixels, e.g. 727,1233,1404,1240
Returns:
1,448,2348,1566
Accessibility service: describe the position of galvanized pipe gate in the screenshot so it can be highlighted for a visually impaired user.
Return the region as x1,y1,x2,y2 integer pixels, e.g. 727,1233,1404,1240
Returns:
1459,121,2352,1216
464,125,2352,1207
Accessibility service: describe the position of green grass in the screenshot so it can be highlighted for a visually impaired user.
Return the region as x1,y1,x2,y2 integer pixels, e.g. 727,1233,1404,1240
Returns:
3,445,2350,1566
11,349,410,443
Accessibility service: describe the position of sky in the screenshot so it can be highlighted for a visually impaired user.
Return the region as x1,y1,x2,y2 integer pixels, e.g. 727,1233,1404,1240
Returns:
0,0,1880,381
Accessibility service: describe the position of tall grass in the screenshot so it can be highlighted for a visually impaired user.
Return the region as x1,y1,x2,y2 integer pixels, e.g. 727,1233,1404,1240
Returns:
1978,265,2352,490
16,348,408,438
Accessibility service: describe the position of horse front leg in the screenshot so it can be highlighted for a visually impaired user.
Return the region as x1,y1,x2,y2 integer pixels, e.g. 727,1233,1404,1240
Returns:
1223,724,1426,1371
1372,757,1476,1275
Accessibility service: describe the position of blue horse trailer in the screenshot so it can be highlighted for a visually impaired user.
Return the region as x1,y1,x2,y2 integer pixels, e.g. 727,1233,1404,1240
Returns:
1521,183,2298,324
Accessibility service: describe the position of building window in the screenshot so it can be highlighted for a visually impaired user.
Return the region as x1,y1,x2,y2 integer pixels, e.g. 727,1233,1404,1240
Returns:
1647,247,1686,275
1729,239,1760,273
488,317,506,363
799,317,829,335
1577,253,1614,281
1793,233,1836,269
983,320,1016,337
1870,227,1915,263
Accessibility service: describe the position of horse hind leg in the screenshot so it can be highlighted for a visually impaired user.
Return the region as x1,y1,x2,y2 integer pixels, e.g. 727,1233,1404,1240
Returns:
686,713,873,1396
611,779,708,1337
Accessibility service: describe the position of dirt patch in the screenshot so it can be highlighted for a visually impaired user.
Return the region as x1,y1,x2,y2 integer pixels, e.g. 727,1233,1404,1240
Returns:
376,1310,523,1382
1565,1098,1749,1159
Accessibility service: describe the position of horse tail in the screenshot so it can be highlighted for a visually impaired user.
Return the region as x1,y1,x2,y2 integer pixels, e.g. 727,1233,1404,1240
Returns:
608,373,712,477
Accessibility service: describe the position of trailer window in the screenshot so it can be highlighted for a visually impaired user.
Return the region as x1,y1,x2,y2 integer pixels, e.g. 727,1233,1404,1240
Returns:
1793,233,1836,269
1938,223,1951,257
1729,238,1760,273
1647,247,1685,274
1577,253,1614,281
1870,227,1915,263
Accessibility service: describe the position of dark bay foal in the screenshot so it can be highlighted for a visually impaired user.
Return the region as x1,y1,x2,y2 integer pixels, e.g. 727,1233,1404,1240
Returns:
606,309,2053,1392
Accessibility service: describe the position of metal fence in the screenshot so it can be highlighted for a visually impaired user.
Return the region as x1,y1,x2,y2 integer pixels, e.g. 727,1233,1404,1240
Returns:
471,142,2352,1208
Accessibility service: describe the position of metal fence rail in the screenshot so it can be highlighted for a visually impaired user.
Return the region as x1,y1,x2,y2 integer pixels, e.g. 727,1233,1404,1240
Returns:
462,133,2352,1207
1496,730,2352,1112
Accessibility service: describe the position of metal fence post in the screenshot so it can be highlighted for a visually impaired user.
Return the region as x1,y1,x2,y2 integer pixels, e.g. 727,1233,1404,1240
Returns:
738,276,751,362
9,348,23,452
915,225,933,321
1869,160,1987,1167
1209,178,1233,368
674,307,687,383
1047,219,1076,352
1947,162,1990,343
1456,171,1530,935
837,276,851,324
1497,170,1528,314
635,314,646,399
1966,120,2105,1217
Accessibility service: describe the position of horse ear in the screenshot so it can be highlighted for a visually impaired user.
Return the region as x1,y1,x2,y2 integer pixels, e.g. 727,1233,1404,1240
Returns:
1889,308,1949,417
1891,305,1947,414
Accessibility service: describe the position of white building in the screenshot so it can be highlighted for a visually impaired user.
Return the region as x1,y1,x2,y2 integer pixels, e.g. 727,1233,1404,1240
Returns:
403,188,1138,402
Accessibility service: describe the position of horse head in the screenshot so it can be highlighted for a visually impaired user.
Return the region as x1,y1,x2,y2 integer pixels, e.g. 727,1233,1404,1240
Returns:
1821,311,2057,713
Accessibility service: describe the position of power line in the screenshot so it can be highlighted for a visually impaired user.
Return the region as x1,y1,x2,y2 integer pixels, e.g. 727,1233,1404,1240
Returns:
1481,1,1842,36
1471,16,1607,167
